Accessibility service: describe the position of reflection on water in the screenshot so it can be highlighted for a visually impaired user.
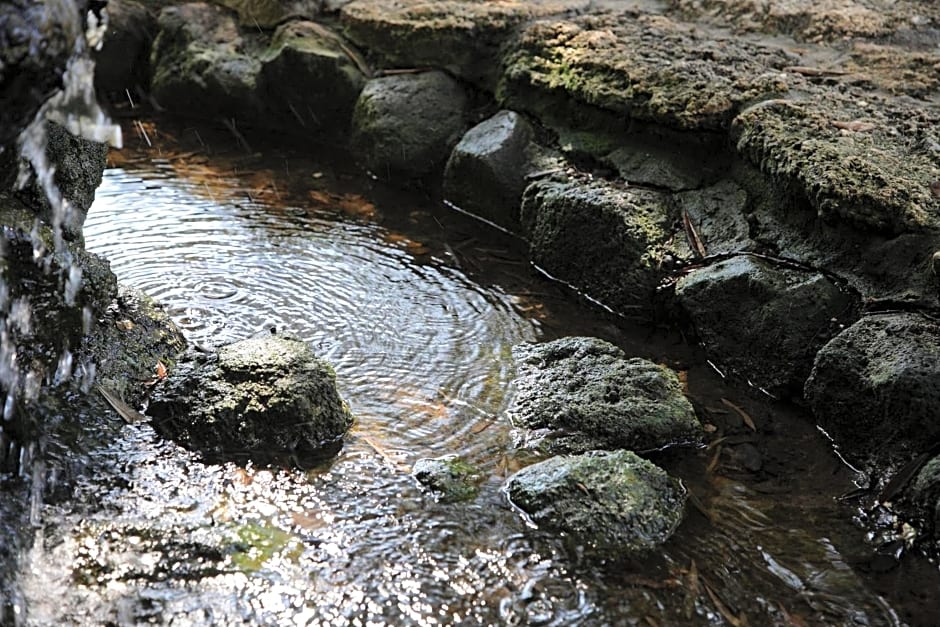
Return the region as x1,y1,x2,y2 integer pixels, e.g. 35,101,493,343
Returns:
29,136,931,625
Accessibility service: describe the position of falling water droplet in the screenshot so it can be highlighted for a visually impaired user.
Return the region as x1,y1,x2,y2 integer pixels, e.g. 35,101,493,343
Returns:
64,265,82,306
54,350,73,385
23,369,41,401
82,305,93,335
3,392,15,421
79,360,96,394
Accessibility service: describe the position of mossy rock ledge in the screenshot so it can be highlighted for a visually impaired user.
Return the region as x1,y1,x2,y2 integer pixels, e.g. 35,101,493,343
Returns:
509,336,702,454
505,449,687,556
148,336,353,465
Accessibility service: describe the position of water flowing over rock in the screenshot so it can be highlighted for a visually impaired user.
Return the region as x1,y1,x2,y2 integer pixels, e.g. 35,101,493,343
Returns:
148,336,353,465
676,255,859,396
804,313,940,467
521,178,675,314
509,337,701,454
505,449,687,556
350,71,471,180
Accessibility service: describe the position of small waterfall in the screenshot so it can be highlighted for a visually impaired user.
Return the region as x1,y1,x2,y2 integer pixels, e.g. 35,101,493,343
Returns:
1,0,122,623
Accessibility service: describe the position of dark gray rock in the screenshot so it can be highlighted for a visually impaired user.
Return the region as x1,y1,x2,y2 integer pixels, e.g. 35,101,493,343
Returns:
676,255,858,396
35,122,109,239
671,180,752,257
350,71,471,180
93,0,156,97
258,20,367,135
149,336,353,464
150,2,263,119
520,178,674,315
444,110,562,232
509,337,701,454
804,313,940,466
412,454,480,502
505,449,687,555
900,456,940,542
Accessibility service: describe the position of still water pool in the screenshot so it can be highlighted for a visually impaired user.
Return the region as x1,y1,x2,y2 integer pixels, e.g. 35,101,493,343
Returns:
49,122,938,625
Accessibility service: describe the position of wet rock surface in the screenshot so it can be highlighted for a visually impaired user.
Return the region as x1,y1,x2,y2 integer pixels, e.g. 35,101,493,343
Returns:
412,454,480,503
509,337,701,454
805,313,940,467
504,449,687,555
521,178,674,313
350,71,471,180
148,336,353,464
676,255,859,396
443,110,555,231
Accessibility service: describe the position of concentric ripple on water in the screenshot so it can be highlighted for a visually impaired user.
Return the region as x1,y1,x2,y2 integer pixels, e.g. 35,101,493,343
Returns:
85,161,535,463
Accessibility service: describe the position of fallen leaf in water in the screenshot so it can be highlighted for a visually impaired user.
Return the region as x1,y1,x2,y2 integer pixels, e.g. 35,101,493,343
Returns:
115,319,135,331
155,361,168,379
721,397,757,431
96,384,148,424
700,574,746,627
703,422,718,433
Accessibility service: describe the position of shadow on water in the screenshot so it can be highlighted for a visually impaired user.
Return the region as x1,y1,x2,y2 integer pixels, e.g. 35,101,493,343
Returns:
19,118,932,624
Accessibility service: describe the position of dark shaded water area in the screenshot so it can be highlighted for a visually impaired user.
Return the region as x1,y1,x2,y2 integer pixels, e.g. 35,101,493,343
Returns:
26,118,934,625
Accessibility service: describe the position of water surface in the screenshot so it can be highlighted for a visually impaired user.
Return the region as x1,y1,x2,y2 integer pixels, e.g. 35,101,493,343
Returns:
47,124,939,625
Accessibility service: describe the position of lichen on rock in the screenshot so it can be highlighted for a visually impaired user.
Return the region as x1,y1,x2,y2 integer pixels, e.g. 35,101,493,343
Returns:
148,336,353,465
504,449,687,556
508,336,701,454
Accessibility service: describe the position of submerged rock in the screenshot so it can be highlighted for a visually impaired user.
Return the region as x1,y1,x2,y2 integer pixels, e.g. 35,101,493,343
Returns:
443,110,558,231
676,255,859,396
520,178,675,314
509,337,701,454
350,71,471,180
149,336,353,465
804,313,940,467
505,450,686,556
412,454,480,503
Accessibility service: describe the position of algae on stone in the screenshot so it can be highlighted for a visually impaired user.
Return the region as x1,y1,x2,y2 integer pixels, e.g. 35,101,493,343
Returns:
505,449,687,555
521,178,675,314
509,337,701,454
341,0,590,89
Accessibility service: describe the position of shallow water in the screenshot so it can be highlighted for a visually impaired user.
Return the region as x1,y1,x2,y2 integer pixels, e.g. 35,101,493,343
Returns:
42,123,938,625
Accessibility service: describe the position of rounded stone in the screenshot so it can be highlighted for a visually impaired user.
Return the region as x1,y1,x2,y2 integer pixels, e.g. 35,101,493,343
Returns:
350,70,471,180
509,336,701,454
804,312,940,466
148,336,353,465
505,449,687,555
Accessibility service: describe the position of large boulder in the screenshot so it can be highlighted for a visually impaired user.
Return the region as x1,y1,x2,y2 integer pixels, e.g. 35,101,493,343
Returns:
520,178,675,314
676,255,859,396
505,450,687,555
350,71,471,180
258,20,368,135
148,336,353,464
804,313,940,466
508,337,701,454
340,0,590,89
150,2,263,119
443,110,558,232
